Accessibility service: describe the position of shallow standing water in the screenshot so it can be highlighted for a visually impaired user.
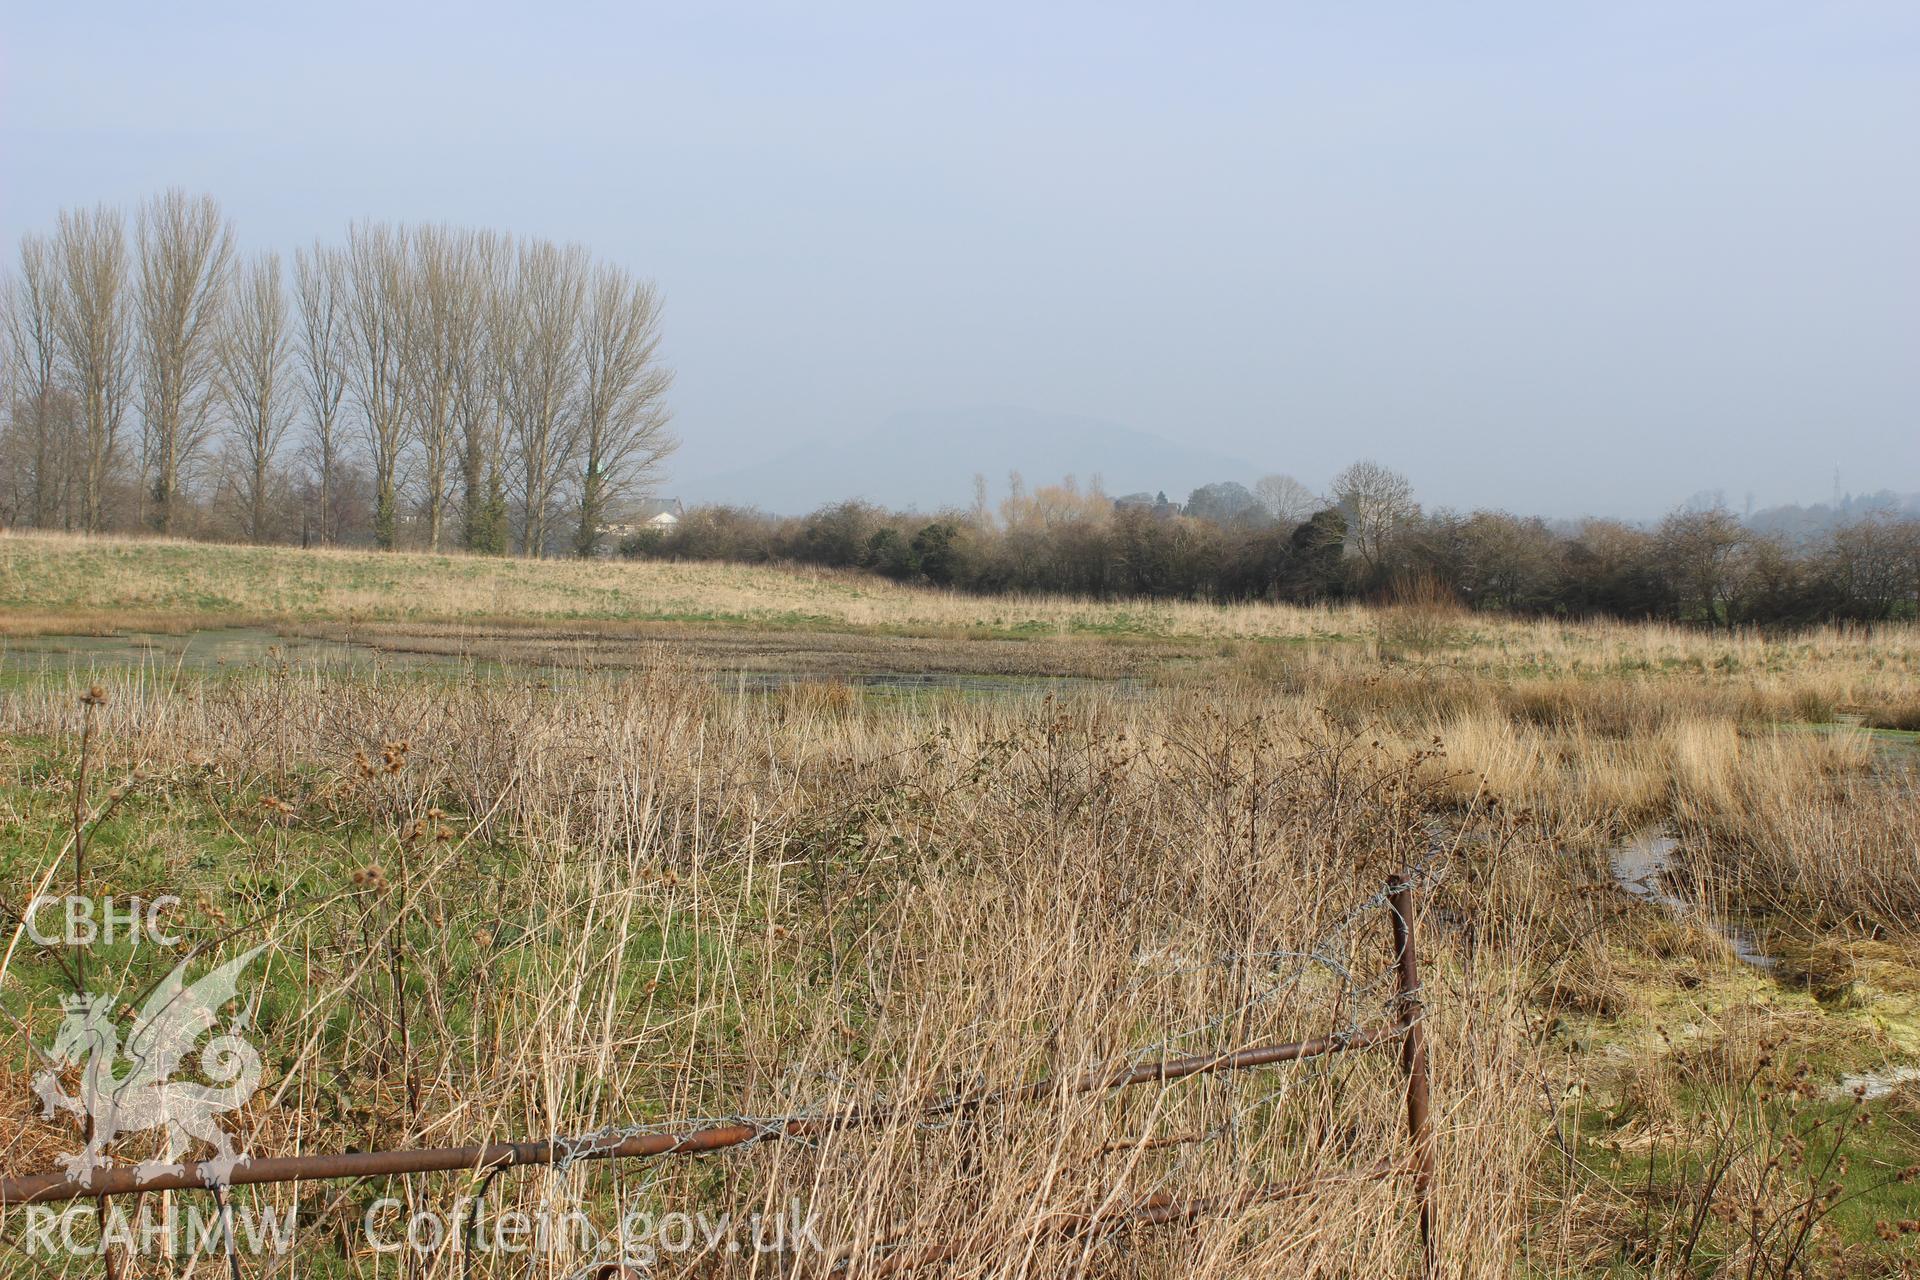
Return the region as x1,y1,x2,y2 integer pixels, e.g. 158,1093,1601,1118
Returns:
1,627,1139,701
1608,828,1777,970
0,627,471,677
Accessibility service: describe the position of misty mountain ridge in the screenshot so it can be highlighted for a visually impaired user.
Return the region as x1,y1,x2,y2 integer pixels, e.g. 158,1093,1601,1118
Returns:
678,407,1262,516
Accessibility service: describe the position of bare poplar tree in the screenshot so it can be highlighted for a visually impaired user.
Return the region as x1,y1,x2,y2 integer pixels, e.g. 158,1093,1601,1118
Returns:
0,318,15,525
293,244,348,543
572,264,675,557
5,235,71,527
399,225,486,551
135,190,235,533
497,239,588,557
457,230,511,554
52,205,135,533
218,253,293,542
340,222,410,548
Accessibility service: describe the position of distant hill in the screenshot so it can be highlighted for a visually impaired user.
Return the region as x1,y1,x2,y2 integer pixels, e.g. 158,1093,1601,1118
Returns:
678,407,1264,515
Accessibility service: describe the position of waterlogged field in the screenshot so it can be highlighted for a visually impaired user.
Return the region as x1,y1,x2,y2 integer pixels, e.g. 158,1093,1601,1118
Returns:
0,535,1917,1277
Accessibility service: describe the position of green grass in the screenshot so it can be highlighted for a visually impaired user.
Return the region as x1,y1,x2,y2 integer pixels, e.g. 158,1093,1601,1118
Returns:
1570,1089,1920,1273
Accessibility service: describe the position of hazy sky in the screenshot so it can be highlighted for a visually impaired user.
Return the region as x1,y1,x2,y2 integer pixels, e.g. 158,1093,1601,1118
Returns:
4,1,1915,518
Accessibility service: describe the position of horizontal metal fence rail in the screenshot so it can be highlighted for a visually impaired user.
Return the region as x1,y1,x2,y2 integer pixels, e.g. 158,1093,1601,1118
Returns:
0,1026,1400,1205
0,873,1437,1274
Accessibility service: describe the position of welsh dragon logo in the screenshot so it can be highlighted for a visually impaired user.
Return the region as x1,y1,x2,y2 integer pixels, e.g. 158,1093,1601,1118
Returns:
33,946,266,1186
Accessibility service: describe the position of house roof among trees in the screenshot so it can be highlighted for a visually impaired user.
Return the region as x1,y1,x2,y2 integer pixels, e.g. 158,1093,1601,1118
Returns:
615,497,684,522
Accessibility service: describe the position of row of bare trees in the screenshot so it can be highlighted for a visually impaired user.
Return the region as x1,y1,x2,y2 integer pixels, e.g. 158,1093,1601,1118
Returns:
1,190,675,555
634,476,1920,623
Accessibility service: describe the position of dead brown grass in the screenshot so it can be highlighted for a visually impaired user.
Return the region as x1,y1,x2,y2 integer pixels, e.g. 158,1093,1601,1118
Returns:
1,544,1916,1274
0,663,1553,1277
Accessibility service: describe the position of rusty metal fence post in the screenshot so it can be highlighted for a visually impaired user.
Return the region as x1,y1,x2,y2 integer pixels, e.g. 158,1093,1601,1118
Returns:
1388,874,1436,1279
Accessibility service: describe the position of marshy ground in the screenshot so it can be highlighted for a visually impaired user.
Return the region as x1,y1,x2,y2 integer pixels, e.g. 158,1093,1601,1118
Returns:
0,532,1916,1277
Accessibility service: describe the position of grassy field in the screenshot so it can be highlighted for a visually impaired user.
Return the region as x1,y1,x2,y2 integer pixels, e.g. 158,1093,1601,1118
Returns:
0,531,1375,641
1,534,1917,1277
9,530,1920,696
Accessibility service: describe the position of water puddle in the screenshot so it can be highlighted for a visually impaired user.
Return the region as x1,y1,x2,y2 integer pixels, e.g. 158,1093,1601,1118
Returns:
1607,829,1776,970
1830,1065,1920,1101
2,629,1135,700
0,627,470,677
719,670,1136,700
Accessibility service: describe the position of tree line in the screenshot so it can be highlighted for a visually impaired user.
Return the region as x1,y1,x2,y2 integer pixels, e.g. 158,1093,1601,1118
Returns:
1,190,674,556
626,464,1920,626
